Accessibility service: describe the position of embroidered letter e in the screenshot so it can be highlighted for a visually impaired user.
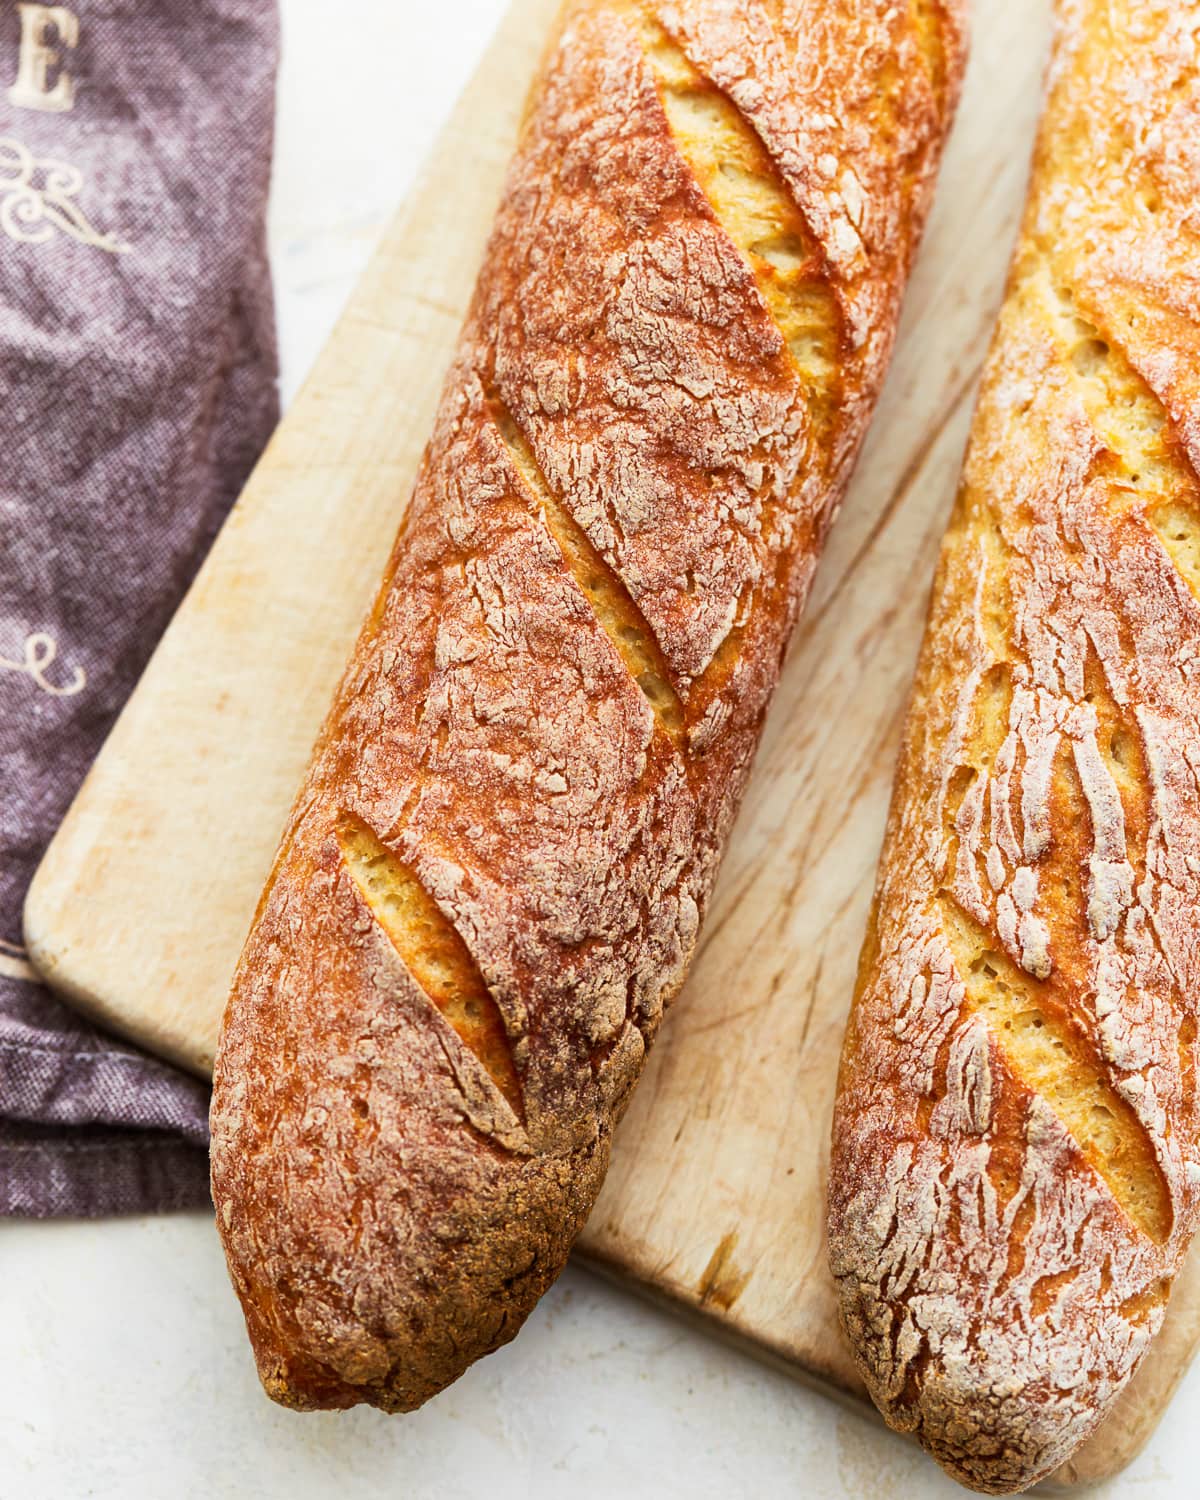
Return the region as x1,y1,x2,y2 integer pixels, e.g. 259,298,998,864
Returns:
8,4,77,114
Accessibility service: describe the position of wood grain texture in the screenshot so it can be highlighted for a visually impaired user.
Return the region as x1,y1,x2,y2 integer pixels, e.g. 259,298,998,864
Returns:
21,0,1200,1484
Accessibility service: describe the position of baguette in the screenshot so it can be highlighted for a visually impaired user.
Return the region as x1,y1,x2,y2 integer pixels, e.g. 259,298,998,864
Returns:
828,1,1200,1490
211,0,963,1413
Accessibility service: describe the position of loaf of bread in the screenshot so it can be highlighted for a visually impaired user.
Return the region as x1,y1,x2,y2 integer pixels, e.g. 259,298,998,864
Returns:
211,0,963,1413
828,1,1200,1491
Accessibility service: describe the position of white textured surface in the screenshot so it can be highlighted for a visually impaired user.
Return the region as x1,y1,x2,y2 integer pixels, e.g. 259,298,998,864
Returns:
0,2,1197,1496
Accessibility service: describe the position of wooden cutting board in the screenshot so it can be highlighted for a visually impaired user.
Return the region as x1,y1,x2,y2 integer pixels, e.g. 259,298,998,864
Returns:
24,0,1200,1484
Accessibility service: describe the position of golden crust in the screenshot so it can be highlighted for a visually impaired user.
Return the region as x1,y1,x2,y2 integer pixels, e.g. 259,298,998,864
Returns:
829,1,1200,1491
211,0,962,1414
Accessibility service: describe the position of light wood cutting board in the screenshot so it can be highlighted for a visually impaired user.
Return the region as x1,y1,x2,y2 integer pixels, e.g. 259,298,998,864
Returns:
24,0,1200,1485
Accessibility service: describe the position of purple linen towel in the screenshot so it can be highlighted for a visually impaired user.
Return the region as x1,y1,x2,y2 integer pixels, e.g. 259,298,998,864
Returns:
0,0,280,1216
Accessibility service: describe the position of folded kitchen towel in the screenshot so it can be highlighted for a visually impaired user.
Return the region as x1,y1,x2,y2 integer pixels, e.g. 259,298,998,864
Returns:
0,0,279,1216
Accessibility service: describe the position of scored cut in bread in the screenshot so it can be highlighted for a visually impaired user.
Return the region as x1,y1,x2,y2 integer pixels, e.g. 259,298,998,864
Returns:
210,0,964,1413
828,0,1200,1491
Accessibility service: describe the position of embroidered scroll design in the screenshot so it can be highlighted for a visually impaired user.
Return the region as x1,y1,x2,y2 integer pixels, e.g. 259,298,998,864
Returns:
0,631,86,697
0,136,128,253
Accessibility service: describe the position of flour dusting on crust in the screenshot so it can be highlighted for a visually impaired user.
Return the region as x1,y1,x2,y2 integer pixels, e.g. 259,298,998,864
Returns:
830,3,1200,1491
211,0,963,1414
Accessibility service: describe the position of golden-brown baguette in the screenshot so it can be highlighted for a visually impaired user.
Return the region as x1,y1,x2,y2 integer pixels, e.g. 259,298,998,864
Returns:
829,0,1200,1491
210,0,964,1413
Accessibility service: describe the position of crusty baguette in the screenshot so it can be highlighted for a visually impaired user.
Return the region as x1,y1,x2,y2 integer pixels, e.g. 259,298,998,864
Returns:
211,0,963,1413
828,1,1200,1491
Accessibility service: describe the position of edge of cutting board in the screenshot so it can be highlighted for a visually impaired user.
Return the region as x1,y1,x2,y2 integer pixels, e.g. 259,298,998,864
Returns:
577,1234,1200,1492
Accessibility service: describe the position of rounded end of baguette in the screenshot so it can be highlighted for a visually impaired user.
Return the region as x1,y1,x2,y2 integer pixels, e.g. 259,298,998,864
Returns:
829,1240,1175,1496
892,1365,1094,1495
214,1140,606,1410
833,1279,1096,1494
211,1080,610,1414
242,1285,525,1416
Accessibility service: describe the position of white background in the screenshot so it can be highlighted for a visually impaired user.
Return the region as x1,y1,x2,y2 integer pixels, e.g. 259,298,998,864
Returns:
1,2,1196,1496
